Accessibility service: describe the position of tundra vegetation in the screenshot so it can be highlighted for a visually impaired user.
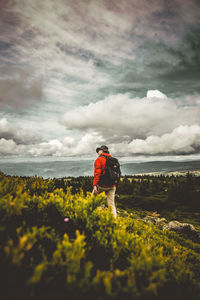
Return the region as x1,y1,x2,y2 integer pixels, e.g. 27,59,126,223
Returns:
0,171,200,300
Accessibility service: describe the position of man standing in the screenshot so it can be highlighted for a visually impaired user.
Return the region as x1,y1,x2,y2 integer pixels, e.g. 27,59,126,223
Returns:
93,145,117,218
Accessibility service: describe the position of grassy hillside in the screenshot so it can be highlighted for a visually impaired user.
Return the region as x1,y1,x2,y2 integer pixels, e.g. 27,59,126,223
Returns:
0,172,200,300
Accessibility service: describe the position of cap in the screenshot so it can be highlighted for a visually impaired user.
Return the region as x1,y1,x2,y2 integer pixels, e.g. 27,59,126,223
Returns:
96,145,109,153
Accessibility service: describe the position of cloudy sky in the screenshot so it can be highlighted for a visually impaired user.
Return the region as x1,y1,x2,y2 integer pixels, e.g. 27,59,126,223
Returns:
0,0,200,159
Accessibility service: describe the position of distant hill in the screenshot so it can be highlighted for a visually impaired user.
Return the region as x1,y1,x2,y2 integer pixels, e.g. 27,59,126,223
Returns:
120,160,200,175
0,159,200,178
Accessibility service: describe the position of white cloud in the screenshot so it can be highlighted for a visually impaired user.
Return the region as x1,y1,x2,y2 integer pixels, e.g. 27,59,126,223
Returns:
0,118,14,137
61,91,200,140
0,117,42,145
1,122,200,157
1,89,200,157
71,133,105,156
29,132,104,157
26,125,200,157
147,90,167,99
29,139,63,156
111,125,200,155
0,138,17,155
0,138,26,155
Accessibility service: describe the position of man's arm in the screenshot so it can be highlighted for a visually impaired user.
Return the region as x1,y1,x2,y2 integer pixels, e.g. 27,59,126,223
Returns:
93,158,102,189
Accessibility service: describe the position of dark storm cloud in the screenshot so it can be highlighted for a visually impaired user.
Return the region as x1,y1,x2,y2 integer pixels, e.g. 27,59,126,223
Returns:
158,29,200,95
1,0,200,106
0,66,43,109
0,0,23,64
102,27,200,99
0,1,44,109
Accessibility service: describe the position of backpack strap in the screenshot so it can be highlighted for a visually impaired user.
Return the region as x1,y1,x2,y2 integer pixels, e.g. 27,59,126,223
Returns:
100,155,108,160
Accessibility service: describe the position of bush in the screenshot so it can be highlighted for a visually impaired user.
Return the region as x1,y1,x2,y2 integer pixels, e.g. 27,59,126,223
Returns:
0,173,200,300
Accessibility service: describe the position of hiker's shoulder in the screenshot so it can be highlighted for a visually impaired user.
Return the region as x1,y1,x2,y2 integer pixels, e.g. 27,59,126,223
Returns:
95,153,112,162
99,154,112,162
94,155,108,166
101,153,112,158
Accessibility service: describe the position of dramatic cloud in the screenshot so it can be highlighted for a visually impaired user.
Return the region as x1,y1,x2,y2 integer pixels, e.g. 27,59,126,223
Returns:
0,138,17,155
61,91,200,141
8,0,200,64
111,125,200,155
0,117,41,145
0,0,200,158
0,118,15,140
26,125,200,157
1,101,200,157
0,138,26,155
29,133,105,156
1,0,200,110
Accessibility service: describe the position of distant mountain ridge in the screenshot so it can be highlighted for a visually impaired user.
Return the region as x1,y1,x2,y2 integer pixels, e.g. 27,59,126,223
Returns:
0,159,200,178
121,160,200,175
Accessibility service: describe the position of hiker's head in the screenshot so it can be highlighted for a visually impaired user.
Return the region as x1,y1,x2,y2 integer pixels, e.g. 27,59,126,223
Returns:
96,145,109,154
96,149,103,156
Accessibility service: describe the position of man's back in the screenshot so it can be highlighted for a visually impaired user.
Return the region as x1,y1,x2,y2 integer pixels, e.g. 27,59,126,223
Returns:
93,152,115,187
93,145,117,218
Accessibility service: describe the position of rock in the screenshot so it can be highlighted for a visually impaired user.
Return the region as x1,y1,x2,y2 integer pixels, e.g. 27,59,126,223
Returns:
143,216,167,226
142,215,199,240
160,218,167,222
163,220,199,239
143,216,155,224
155,217,167,225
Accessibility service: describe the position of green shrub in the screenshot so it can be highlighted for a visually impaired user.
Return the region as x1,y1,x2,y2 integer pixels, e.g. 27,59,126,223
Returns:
0,172,200,300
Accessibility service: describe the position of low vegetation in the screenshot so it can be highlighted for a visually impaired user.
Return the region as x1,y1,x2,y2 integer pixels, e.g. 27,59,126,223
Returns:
0,171,200,300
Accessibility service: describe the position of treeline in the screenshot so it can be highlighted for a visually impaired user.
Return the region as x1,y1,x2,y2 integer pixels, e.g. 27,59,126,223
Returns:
0,171,92,196
117,173,200,211
1,171,200,211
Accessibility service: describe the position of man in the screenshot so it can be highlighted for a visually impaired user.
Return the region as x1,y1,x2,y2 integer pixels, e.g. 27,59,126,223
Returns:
93,145,117,218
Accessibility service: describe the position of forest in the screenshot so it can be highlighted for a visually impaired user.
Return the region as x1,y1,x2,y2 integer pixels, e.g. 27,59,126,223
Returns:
0,171,200,300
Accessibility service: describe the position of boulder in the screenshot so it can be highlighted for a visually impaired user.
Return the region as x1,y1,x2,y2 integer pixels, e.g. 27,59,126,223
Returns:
163,220,199,239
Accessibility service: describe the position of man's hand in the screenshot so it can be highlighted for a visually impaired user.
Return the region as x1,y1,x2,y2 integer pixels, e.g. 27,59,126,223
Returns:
93,185,98,195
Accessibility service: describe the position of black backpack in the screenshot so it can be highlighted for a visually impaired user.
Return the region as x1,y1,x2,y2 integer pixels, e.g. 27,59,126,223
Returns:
99,155,121,186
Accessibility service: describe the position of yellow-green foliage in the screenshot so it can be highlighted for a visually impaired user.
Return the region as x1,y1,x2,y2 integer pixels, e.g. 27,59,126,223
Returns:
0,172,200,300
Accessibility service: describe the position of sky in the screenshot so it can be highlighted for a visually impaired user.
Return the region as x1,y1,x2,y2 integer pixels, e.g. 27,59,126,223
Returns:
0,0,200,160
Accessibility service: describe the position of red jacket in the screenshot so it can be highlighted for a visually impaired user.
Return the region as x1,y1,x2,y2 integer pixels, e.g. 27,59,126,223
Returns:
93,153,115,187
